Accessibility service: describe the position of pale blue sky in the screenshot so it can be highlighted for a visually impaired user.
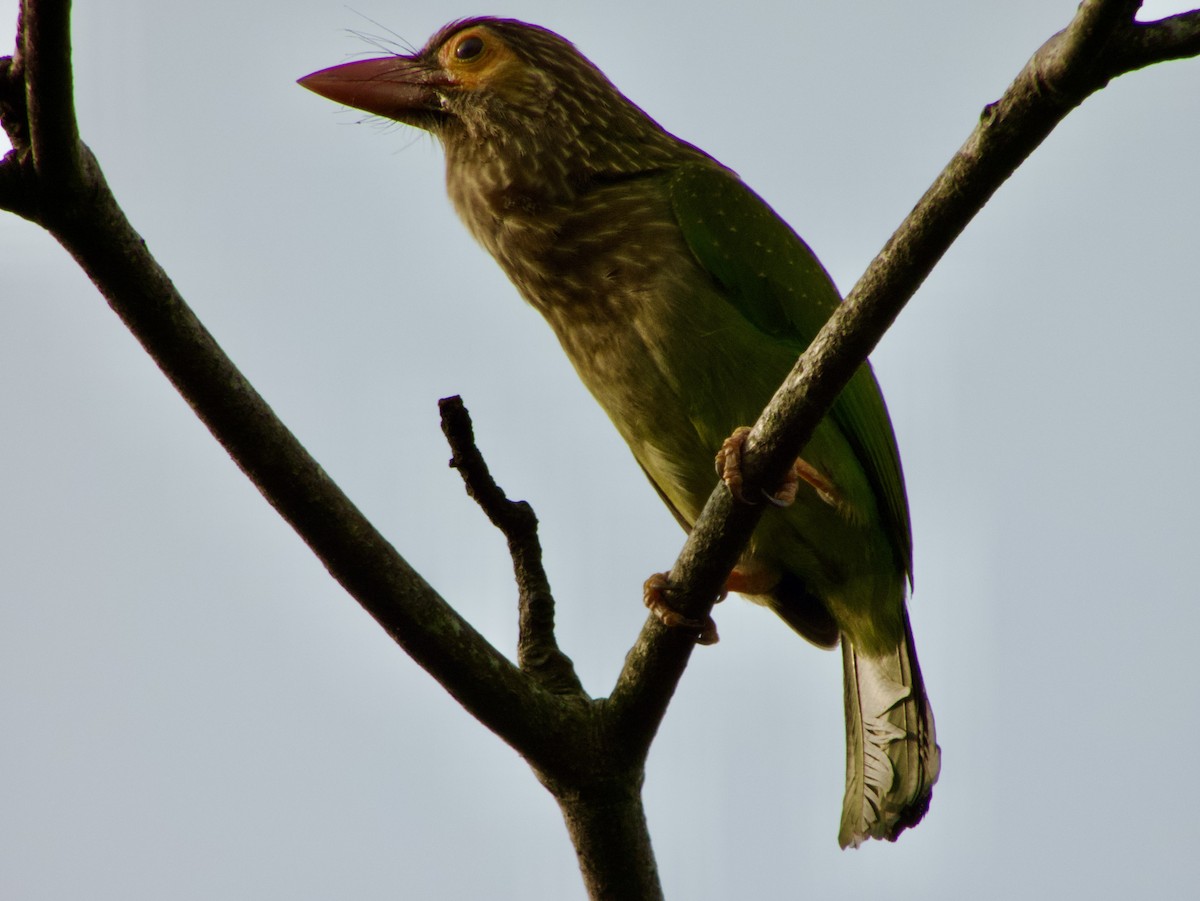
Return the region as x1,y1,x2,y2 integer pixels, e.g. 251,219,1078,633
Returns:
3,2,1199,898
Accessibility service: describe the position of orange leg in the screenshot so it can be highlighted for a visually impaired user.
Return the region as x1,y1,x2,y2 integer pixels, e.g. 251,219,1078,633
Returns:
643,562,785,645
723,562,782,596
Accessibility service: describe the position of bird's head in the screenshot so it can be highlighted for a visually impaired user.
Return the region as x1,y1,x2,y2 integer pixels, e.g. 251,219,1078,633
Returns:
299,18,704,193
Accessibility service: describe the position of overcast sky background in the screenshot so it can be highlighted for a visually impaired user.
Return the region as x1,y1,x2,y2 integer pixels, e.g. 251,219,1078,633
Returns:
2,2,1199,898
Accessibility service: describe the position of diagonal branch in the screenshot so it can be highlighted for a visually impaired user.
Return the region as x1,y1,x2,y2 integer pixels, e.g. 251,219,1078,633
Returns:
1,0,581,777
606,0,1200,753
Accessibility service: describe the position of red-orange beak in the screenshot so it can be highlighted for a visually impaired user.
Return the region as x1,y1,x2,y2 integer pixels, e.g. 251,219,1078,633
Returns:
298,57,453,121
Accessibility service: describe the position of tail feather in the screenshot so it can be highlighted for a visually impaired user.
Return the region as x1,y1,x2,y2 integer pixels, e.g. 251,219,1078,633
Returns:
838,612,939,848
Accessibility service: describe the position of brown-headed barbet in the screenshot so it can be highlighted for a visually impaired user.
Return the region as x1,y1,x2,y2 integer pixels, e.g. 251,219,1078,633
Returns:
300,17,939,847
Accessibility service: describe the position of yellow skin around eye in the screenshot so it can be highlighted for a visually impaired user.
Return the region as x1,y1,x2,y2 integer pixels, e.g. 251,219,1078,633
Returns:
437,29,525,93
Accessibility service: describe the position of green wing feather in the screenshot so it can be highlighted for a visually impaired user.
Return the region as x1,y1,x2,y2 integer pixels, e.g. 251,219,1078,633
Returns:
667,163,913,579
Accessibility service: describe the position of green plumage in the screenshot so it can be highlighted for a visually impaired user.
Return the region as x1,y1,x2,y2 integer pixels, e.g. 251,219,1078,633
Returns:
301,15,939,847
668,165,914,609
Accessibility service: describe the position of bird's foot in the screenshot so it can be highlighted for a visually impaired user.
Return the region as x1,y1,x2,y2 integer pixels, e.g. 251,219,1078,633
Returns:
643,572,720,645
714,427,755,503
715,426,841,508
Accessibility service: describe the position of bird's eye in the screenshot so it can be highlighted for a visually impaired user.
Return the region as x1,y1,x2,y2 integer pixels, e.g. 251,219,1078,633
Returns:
455,35,485,61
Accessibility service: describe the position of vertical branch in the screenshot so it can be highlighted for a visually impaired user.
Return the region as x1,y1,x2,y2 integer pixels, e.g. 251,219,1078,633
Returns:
20,0,81,194
556,782,663,901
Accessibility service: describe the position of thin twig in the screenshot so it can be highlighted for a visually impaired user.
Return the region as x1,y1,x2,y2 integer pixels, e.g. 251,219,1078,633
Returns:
1113,9,1200,70
438,395,585,697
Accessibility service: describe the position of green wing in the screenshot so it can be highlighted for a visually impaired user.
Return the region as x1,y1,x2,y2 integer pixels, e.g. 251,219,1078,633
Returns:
668,163,913,579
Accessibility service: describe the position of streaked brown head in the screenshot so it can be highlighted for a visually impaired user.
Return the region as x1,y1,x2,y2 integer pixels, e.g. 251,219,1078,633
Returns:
299,18,707,197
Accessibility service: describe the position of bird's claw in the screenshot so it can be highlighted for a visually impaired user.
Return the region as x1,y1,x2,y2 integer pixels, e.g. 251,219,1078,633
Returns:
643,572,719,645
715,426,841,509
715,427,755,504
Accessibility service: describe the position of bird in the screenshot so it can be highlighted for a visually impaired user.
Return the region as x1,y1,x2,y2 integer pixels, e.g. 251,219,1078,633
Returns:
299,16,939,848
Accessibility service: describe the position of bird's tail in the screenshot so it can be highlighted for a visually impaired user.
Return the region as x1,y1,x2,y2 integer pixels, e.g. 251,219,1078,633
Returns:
838,610,940,848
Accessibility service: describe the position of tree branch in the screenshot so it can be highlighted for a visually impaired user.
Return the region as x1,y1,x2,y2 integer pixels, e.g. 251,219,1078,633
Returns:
1,0,580,779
